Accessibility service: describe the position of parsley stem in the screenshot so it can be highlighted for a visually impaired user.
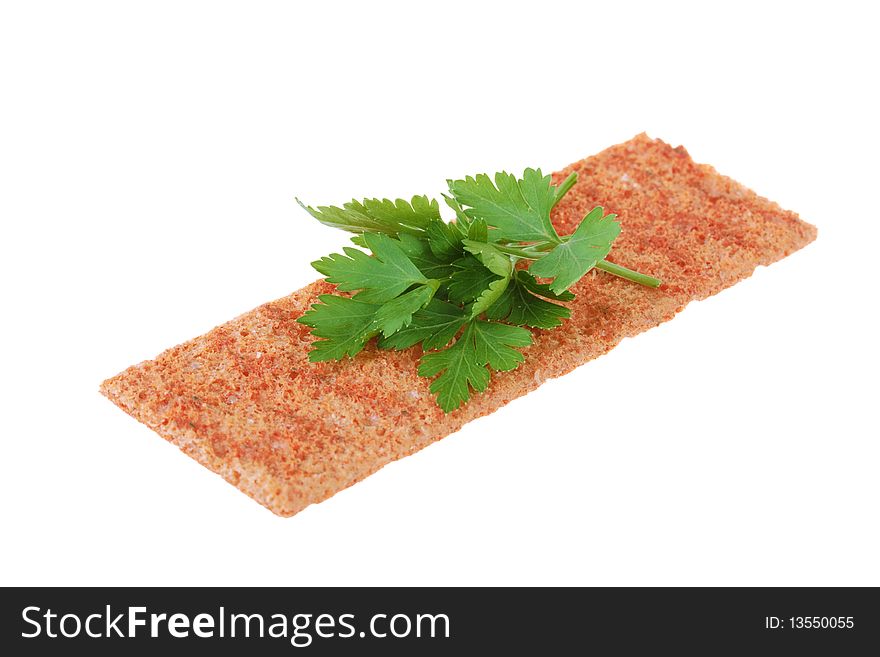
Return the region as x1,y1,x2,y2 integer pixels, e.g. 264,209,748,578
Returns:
493,244,662,287
552,172,578,208
595,260,662,288
494,244,545,258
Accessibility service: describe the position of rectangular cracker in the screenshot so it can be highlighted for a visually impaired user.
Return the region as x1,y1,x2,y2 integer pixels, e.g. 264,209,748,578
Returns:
101,134,817,516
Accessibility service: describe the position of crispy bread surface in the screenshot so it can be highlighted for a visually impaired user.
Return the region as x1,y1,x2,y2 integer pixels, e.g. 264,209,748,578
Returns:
101,135,817,516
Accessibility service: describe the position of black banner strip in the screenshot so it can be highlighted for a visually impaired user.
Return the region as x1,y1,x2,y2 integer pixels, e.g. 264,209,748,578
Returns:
2,587,877,654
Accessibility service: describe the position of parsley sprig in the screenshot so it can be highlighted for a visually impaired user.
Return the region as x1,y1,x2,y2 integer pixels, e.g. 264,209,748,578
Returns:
297,169,660,412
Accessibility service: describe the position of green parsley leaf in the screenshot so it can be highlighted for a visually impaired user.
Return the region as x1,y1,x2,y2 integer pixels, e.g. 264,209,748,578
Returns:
462,239,513,278
459,239,514,317
349,234,369,248
447,256,500,303
298,167,661,412
442,192,473,232
448,168,560,243
418,323,489,412
396,233,458,279
470,276,511,318
297,294,379,361
418,320,532,411
426,219,463,259
529,206,621,294
312,233,429,303
471,320,532,371
296,196,440,236
466,218,488,243
486,271,572,329
371,282,438,338
377,299,467,351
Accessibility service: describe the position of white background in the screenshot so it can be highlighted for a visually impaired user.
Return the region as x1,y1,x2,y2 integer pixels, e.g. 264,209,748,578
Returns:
1,1,877,586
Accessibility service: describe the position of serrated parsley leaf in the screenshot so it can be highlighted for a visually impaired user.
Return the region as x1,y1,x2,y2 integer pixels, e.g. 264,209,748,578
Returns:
371,282,438,338
418,324,489,412
296,195,440,236
460,239,513,317
467,218,488,242
449,168,560,243
442,191,472,232
461,240,512,278
470,276,511,318
471,320,532,371
426,219,463,259
312,233,428,303
297,294,380,361
418,319,531,411
396,233,458,279
486,271,572,329
299,167,661,412
529,206,621,294
349,234,369,248
377,299,467,351
447,256,500,303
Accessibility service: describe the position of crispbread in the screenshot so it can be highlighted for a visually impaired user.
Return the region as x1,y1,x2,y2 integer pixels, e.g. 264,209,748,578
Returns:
101,135,817,516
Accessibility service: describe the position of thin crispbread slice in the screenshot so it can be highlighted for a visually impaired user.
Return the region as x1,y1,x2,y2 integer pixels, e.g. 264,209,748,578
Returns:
101,134,817,516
